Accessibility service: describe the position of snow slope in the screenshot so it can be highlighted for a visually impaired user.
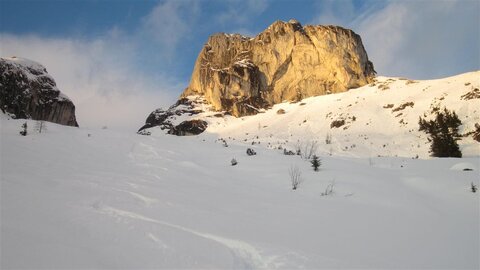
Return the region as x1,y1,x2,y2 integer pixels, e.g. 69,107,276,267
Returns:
149,71,480,159
1,111,479,268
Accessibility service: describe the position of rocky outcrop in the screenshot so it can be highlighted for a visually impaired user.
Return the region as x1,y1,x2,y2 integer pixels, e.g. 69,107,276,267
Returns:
0,57,78,127
181,19,375,117
168,120,208,136
138,96,208,135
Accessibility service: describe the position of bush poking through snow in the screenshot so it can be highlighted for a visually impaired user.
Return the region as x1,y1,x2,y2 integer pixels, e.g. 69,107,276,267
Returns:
321,179,335,196
418,107,462,157
35,120,46,133
471,182,477,193
471,123,480,142
217,138,228,147
325,133,332,144
289,165,302,190
311,155,321,171
231,158,238,166
295,140,318,159
246,148,256,156
137,130,151,136
19,122,27,136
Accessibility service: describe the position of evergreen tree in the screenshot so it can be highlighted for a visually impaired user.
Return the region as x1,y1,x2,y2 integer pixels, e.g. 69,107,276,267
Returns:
19,122,27,136
419,107,462,157
311,155,321,171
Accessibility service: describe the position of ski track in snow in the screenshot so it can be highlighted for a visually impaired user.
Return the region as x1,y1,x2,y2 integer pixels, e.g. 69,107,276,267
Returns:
97,205,277,269
112,188,158,207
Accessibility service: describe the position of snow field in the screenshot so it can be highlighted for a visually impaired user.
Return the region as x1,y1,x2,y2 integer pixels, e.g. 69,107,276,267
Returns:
1,114,478,269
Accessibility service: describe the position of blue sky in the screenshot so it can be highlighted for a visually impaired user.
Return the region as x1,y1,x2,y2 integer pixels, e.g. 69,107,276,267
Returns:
1,0,479,129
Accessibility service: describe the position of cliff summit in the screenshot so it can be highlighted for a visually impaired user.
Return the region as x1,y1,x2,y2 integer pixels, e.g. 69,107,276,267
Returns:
181,20,375,117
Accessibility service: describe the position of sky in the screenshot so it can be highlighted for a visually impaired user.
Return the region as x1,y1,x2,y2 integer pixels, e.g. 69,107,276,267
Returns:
1,0,479,130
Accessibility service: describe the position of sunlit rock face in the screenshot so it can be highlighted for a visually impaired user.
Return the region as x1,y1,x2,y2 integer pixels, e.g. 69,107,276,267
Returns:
0,57,78,127
181,19,375,117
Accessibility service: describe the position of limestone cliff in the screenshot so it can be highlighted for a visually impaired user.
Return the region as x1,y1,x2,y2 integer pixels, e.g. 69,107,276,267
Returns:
181,19,375,116
0,57,78,127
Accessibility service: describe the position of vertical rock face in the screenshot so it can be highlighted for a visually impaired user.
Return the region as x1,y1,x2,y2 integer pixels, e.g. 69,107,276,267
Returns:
0,57,79,127
181,20,375,116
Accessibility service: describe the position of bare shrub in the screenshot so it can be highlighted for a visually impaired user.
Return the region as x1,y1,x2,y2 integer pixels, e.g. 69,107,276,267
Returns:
302,140,318,159
295,140,318,159
35,120,46,133
325,133,332,144
289,165,303,190
321,179,335,196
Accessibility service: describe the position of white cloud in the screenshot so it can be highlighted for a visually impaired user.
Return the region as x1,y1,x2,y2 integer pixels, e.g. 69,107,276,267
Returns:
141,0,199,56
312,0,480,79
0,34,180,131
312,0,357,26
216,0,270,27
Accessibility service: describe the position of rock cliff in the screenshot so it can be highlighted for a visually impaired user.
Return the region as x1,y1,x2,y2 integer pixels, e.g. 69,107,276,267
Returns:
181,19,375,117
0,57,78,127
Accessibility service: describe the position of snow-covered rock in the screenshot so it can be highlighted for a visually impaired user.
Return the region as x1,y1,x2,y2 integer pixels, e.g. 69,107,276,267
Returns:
0,57,78,126
138,96,211,135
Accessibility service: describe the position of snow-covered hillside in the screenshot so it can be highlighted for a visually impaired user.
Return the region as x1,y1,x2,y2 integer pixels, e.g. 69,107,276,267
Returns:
1,110,479,268
144,71,480,159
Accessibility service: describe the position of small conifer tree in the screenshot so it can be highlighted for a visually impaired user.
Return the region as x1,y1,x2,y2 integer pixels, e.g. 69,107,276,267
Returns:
419,107,462,157
311,155,321,171
19,122,27,136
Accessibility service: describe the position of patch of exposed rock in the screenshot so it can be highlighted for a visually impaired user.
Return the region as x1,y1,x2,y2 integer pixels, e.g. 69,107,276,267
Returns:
181,19,375,117
0,57,78,126
138,96,208,136
168,120,208,136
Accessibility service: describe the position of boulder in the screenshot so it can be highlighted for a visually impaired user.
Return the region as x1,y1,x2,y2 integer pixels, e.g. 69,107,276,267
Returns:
0,57,78,126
